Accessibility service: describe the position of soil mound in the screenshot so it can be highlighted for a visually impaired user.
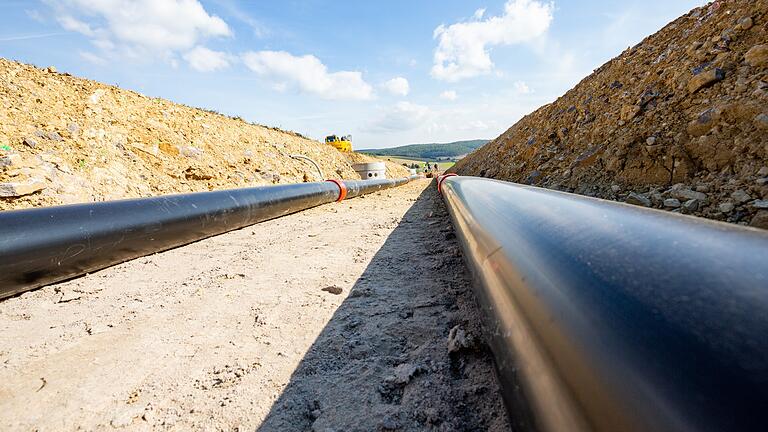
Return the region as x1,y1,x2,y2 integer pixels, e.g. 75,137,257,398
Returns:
0,58,407,211
453,0,768,229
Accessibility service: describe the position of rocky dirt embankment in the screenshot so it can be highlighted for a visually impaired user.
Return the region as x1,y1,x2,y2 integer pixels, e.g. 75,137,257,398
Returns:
0,58,407,211
454,0,768,229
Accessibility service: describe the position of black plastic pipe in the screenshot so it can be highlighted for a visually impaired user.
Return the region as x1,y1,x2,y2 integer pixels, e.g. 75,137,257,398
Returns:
0,177,416,299
437,175,768,432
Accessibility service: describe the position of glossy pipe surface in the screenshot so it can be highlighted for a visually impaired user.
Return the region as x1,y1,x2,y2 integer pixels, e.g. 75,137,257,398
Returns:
0,178,413,299
439,176,768,432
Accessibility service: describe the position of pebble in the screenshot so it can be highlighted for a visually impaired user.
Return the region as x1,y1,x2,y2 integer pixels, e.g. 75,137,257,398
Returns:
750,211,768,230
447,325,473,353
682,199,700,213
719,202,735,213
688,68,724,93
758,167,768,177
611,185,621,193
754,114,768,130
0,179,46,197
22,137,37,148
753,200,768,209
730,189,752,204
381,415,401,430
321,286,343,295
664,198,681,208
626,192,651,207
671,188,707,202
745,44,768,68
737,16,753,30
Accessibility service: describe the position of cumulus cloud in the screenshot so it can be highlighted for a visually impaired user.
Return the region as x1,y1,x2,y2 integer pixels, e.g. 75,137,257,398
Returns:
47,0,231,63
381,77,410,96
242,50,374,101
513,80,532,94
184,45,231,72
439,90,457,101
365,102,430,133
431,0,553,82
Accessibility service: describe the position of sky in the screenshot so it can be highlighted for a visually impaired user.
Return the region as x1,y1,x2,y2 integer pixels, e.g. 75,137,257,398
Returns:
0,0,706,149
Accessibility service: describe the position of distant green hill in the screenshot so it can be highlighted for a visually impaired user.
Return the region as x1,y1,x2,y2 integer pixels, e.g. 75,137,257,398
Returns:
359,139,488,160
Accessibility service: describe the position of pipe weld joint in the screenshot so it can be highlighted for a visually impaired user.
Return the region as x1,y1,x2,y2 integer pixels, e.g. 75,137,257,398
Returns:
326,179,348,202
437,174,458,194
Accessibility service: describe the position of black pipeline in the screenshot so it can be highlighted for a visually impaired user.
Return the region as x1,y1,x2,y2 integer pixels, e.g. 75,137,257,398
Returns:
437,175,768,432
0,177,416,299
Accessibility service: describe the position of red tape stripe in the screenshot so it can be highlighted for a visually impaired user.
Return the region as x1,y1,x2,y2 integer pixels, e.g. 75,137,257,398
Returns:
437,174,458,194
326,179,348,202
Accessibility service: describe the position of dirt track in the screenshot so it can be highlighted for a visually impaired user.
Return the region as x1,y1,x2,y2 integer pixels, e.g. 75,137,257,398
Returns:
0,179,510,431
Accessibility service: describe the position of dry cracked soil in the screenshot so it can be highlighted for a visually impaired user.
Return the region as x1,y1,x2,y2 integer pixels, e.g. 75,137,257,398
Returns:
0,179,510,431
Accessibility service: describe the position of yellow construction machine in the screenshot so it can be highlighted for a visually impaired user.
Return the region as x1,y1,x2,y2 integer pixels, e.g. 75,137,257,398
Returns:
325,134,352,152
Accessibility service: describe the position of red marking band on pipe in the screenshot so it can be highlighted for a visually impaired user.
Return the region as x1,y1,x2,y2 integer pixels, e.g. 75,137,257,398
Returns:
326,179,348,202
437,174,458,194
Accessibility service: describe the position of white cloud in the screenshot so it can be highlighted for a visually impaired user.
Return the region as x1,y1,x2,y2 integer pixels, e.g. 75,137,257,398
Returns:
365,102,430,133
440,90,457,101
47,0,231,61
184,45,231,72
381,77,410,96
79,51,107,65
242,50,374,101
58,15,95,36
513,80,532,94
431,0,554,82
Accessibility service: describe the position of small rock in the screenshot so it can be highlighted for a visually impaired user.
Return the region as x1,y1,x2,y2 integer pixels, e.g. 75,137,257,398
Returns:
731,189,752,204
671,187,707,202
610,185,621,193
755,114,768,130
758,167,768,177
750,211,768,230
620,105,641,121
45,66,56,73
381,415,401,431
757,178,768,186
321,286,343,295
753,200,768,209
736,16,753,30
392,363,422,385
0,154,20,167
745,44,768,68
0,179,46,197
47,131,63,142
22,137,37,148
695,184,710,193
719,202,735,213
688,68,725,93
664,198,681,208
626,192,651,207
88,89,107,105
447,325,474,353
687,109,716,137
682,199,700,213
645,136,657,145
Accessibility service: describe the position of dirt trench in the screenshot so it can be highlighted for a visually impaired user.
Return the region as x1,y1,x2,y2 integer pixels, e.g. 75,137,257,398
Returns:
0,179,510,431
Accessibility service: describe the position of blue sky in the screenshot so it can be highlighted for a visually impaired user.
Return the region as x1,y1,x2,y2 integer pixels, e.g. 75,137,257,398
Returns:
0,0,705,149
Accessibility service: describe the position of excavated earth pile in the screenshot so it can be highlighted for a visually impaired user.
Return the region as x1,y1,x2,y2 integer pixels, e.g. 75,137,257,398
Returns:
453,0,768,229
0,58,407,211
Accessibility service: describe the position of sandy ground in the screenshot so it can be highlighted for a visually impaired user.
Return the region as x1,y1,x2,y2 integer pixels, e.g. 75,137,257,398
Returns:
0,179,510,431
